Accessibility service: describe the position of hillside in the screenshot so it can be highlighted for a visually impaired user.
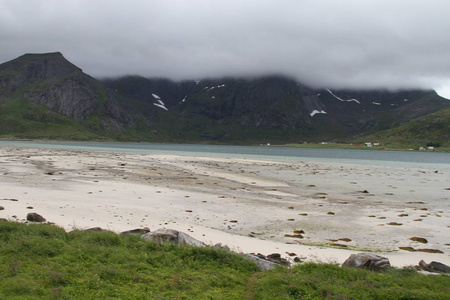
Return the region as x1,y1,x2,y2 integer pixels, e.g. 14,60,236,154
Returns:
0,53,133,140
104,75,450,144
1,52,449,145
362,106,450,148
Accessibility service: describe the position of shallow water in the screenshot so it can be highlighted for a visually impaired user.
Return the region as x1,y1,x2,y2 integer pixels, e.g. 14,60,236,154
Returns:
1,141,449,166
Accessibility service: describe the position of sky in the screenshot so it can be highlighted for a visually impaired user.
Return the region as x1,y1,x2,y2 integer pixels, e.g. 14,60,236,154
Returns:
1,0,450,98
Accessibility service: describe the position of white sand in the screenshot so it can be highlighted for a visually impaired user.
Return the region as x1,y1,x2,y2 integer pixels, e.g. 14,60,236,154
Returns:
1,146,449,267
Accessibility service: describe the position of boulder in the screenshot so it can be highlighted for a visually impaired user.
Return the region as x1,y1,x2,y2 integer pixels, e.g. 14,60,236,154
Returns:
85,227,107,231
121,227,150,235
141,229,206,247
26,212,46,222
0,206,4,210
244,254,279,271
419,260,450,274
214,243,231,252
342,253,390,271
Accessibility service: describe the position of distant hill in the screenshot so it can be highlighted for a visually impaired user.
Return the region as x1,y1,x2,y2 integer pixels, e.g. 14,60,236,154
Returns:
1,52,449,145
361,106,450,148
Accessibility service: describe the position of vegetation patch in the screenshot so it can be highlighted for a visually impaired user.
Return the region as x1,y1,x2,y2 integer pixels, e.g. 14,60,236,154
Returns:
0,221,449,299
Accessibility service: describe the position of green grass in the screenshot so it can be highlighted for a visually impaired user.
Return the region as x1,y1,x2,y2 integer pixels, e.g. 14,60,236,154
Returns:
0,94,111,141
0,221,257,299
253,263,450,299
0,222,449,299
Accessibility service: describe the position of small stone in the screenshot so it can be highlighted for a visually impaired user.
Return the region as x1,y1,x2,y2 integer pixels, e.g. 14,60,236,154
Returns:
330,243,347,248
293,230,305,234
0,206,4,210
387,222,402,225
293,257,302,263
398,214,408,217
284,234,303,239
410,237,428,244
399,247,416,252
26,213,46,222
298,213,308,216
26,206,33,209
229,220,238,223
339,238,352,242
417,249,444,254
287,218,295,221
327,212,335,215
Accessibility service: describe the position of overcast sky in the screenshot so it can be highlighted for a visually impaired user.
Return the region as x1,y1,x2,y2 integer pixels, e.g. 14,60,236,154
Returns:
1,0,450,97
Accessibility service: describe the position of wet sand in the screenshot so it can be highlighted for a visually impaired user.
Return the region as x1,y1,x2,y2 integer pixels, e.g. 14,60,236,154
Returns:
1,146,449,267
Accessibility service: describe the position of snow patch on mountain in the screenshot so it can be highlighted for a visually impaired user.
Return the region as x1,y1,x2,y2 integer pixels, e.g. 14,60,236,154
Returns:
151,94,168,110
207,84,226,91
326,89,360,104
372,102,381,105
310,110,327,117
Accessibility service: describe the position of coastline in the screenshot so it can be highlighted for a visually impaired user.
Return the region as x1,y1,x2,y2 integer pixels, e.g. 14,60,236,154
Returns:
1,145,449,267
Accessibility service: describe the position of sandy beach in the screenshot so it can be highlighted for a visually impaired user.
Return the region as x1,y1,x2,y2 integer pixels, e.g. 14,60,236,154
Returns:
1,145,449,268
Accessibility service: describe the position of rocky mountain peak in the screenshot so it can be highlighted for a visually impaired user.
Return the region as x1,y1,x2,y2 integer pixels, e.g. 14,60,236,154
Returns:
0,52,82,90
0,52,131,134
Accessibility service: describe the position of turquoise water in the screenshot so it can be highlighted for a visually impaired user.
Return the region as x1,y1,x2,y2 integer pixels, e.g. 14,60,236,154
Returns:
1,141,449,166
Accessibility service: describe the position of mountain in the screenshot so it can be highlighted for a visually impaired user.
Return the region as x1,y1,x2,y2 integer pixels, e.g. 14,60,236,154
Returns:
0,52,132,140
103,75,450,144
1,52,449,145
361,106,450,147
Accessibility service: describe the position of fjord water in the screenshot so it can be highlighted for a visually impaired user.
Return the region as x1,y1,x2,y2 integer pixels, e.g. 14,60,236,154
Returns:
1,141,449,166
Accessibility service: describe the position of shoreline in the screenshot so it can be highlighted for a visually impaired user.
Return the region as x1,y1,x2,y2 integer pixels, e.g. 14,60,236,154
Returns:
1,145,449,267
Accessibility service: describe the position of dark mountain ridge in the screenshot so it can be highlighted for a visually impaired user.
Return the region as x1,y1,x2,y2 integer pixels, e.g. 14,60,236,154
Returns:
1,52,449,144
0,52,131,135
103,75,448,141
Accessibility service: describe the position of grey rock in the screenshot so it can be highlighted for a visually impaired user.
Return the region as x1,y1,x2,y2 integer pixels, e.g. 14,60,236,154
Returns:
85,227,107,231
419,260,450,274
141,229,206,247
26,212,46,222
244,254,279,271
266,253,290,266
121,227,151,235
342,253,390,271
214,243,231,252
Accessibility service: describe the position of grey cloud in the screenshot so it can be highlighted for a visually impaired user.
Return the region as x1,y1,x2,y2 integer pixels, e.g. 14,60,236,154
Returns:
1,0,450,92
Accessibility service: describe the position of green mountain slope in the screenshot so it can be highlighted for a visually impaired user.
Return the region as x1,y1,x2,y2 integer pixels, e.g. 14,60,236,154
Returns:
361,106,450,148
0,53,133,140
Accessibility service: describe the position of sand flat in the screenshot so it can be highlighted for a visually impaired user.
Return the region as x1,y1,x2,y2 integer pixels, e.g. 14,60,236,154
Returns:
1,146,449,267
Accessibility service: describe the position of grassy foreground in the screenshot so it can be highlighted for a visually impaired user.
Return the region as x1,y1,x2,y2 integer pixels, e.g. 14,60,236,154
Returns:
0,222,449,299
